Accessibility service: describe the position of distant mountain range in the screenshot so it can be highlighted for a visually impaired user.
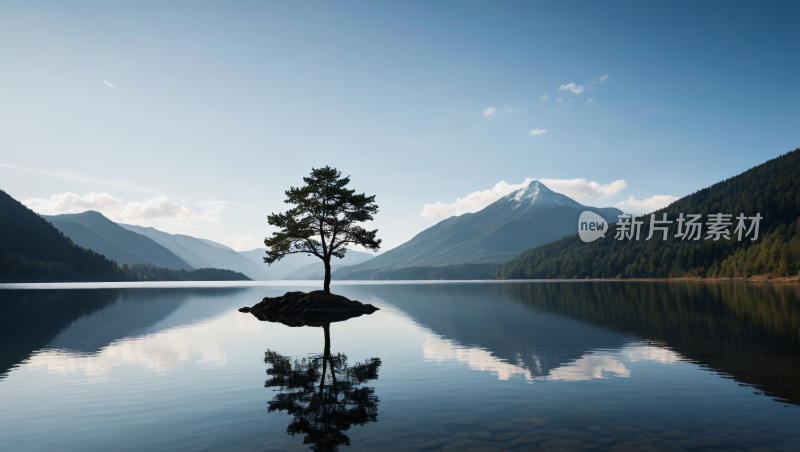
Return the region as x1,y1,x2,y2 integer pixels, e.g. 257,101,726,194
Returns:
280,251,376,280
39,210,378,281
118,223,272,281
335,180,622,278
239,247,377,279
45,212,194,271
0,191,248,282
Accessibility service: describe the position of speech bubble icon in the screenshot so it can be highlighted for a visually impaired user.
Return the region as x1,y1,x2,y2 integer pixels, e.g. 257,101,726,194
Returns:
578,211,608,243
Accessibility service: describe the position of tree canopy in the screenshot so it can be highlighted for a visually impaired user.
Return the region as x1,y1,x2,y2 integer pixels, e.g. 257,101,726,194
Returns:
264,166,381,293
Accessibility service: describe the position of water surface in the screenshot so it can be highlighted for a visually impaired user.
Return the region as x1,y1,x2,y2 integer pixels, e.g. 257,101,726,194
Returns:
0,281,798,452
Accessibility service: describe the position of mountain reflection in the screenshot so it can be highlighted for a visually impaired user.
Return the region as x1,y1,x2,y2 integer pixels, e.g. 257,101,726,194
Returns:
497,282,800,405
338,282,799,405
422,336,682,381
264,324,380,452
0,287,246,380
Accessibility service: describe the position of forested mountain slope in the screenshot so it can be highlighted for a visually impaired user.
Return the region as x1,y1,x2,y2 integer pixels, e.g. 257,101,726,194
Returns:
0,189,125,282
45,211,193,271
499,148,800,279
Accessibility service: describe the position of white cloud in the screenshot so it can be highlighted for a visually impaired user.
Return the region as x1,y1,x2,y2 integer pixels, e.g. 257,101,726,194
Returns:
529,128,550,136
420,179,535,219
558,82,584,94
538,178,626,200
538,93,549,101
23,192,228,228
555,98,563,103
103,80,122,91
24,192,124,215
586,99,595,105
482,107,496,117
589,75,610,90
420,177,627,220
222,236,263,252
615,194,679,213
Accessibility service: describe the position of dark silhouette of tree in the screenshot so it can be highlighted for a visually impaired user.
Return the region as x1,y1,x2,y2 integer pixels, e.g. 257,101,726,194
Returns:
264,324,380,452
264,166,381,294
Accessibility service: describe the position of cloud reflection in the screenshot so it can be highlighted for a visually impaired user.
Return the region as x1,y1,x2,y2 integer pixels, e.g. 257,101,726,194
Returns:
423,336,682,382
24,324,227,381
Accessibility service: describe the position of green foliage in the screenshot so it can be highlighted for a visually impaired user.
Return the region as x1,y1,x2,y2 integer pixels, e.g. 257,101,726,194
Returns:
499,148,800,280
264,166,381,292
333,262,499,280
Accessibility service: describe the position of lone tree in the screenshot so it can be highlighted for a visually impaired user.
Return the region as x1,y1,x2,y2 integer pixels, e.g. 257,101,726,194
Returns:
264,166,381,294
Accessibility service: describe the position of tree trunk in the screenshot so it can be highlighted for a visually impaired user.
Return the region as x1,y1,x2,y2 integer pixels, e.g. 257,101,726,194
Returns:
323,258,332,294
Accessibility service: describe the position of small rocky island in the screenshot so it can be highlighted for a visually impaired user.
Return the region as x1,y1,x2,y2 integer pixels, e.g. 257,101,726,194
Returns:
239,291,379,327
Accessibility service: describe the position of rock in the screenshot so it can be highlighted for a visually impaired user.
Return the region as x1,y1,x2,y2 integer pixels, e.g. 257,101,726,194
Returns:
241,291,379,326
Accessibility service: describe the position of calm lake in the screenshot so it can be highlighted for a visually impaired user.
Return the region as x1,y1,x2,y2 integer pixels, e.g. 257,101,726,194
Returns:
0,281,798,452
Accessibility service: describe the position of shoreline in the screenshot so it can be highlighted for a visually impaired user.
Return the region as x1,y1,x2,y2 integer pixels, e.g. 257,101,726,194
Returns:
493,276,800,284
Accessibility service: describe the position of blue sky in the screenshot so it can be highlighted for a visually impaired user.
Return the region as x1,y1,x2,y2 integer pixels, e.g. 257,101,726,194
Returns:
1,1,797,251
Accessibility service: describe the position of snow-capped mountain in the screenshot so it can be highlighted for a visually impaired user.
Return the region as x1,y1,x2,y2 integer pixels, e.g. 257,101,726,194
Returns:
338,180,622,272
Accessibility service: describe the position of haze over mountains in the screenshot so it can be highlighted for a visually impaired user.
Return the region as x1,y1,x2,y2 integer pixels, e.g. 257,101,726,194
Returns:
45,212,194,271
337,180,622,277
118,223,271,281
41,210,378,281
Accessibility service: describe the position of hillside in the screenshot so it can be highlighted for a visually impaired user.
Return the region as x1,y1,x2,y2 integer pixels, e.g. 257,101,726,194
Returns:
0,190,250,283
119,224,272,280
0,189,126,282
335,181,622,277
45,211,193,271
499,148,800,280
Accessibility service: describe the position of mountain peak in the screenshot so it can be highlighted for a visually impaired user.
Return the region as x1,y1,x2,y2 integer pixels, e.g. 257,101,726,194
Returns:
504,180,580,208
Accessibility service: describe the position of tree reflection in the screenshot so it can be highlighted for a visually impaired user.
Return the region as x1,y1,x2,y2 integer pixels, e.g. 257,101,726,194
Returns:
264,324,380,452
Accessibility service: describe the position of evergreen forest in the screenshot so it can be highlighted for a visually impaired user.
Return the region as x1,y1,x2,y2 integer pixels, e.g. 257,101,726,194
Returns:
499,149,800,280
